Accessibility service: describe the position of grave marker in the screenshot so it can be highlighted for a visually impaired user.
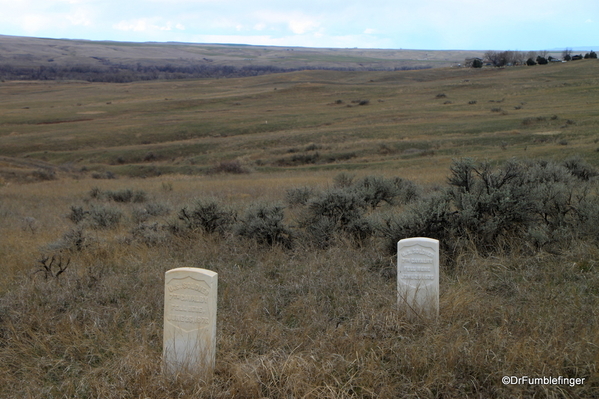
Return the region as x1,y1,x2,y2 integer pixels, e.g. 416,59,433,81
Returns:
163,267,217,375
397,237,439,318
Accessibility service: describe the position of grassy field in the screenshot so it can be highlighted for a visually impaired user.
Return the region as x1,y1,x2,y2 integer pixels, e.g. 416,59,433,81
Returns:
1,61,599,398
2,59,599,183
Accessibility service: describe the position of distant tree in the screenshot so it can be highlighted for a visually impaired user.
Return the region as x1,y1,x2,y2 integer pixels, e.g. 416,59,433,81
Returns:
536,56,548,65
526,58,537,66
526,51,538,61
484,51,501,66
485,50,519,67
562,48,572,61
513,51,527,65
472,58,483,68
590,50,598,59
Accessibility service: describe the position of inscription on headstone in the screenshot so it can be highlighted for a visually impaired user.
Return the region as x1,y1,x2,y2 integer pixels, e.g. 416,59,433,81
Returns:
163,267,217,375
397,237,439,318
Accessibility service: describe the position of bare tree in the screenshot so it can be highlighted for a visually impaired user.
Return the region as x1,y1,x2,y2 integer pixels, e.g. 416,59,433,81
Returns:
484,51,501,66
562,48,573,61
512,51,527,66
526,51,538,61
485,51,511,67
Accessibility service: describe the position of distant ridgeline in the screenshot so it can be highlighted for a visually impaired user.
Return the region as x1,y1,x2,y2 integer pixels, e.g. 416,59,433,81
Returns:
0,62,431,82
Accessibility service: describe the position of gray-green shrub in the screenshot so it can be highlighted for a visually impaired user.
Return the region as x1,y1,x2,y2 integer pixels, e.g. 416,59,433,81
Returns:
106,189,147,203
352,175,400,208
178,199,236,235
132,202,171,223
236,203,293,248
285,187,314,207
130,222,169,246
301,188,368,246
377,158,599,259
332,172,355,188
88,205,122,229
68,205,89,224
375,192,455,256
88,188,147,203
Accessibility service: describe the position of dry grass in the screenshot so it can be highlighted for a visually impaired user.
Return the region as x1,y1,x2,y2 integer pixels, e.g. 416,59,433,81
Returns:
1,173,599,398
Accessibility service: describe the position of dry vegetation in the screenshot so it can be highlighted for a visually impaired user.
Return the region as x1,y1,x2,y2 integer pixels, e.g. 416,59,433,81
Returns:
2,60,599,398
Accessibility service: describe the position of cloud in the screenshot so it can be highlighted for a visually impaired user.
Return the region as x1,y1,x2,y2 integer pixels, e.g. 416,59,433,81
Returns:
252,10,321,34
66,9,93,26
288,17,319,34
113,18,185,33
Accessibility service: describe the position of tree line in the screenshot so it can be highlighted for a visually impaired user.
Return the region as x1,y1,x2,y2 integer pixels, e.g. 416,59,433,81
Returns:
0,62,431,83
473,49,597,67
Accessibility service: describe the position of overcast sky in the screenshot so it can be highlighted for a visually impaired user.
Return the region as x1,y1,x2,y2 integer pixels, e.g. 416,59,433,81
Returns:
0,0,597,50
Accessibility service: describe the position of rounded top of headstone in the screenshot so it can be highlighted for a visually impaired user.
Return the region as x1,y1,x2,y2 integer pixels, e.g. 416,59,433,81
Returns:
398,237,439,246
399,237,439,242
165,267,218,278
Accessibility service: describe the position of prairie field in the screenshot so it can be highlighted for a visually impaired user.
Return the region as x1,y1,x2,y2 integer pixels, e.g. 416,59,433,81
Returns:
1,60,599,398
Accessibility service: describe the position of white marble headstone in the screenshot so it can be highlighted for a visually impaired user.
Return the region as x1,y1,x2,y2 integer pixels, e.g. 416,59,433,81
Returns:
163,267,217,375
397,237,439,318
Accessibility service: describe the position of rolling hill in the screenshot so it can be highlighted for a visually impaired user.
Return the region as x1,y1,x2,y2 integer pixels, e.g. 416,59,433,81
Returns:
0,34,484,78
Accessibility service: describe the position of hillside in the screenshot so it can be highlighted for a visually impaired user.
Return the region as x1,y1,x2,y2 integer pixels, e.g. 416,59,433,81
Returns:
0,35,484,80
0,58,598,183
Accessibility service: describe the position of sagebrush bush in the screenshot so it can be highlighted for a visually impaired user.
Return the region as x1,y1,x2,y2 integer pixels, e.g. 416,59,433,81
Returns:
562,155,598,181
68,205,88,224
88,187,147,203
276,152,320,166
132,202,171,223
448,159,535,252
46,226,89,252
300,188,368,246
285,186,314,207
332,172,355,188
352,175,400,208
376,158,599,259
88,204,123,229
61,227,88,251
106,188,147,203
208,160,249,174
351,175,420,209
287,175,423,247
130,222,169,246
375,192,456,256
32,168,57,181
236,203,293,248
89,186,103,199
178,199,236,234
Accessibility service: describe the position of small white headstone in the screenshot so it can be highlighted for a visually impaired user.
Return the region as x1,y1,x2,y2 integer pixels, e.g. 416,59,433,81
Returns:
163,267,217,375
397,237,439,318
